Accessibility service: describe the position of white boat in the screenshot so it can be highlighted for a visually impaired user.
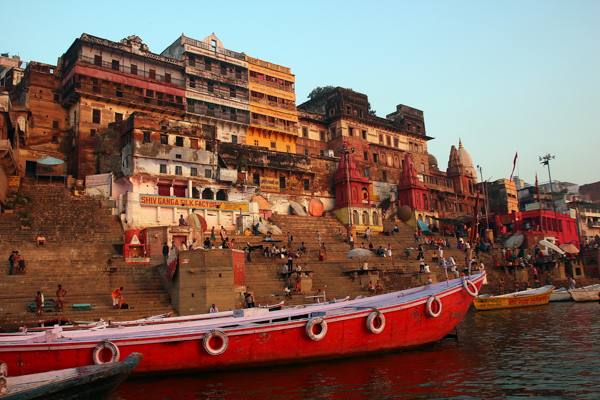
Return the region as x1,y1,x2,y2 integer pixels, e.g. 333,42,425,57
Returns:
568,284,600,302
549,287,572,302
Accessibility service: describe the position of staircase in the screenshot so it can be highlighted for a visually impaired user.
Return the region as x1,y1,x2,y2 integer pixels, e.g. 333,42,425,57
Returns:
0,182,176,330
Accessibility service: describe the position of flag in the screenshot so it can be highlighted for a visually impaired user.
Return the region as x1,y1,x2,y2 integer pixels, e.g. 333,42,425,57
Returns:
509,152,518,181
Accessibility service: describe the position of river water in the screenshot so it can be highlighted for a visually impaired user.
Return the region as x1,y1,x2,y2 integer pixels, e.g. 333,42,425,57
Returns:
111,302,600,399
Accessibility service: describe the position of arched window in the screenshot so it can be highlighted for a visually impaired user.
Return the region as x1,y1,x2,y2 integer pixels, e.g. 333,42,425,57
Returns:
352,210,359,225
362,211,369,225
202,188,214,200
372,212,379,225
423,194,429,210
216,189,227,201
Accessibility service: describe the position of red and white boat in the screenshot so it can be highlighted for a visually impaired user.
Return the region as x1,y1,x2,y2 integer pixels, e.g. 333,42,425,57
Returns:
0,273,485,376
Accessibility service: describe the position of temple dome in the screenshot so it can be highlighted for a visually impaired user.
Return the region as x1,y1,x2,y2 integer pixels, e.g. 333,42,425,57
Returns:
458,140,477,181
428,153,438,170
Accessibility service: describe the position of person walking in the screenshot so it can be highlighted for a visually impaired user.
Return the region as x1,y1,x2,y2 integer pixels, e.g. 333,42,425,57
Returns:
349,234,355,250
319,243,327,262
8,251,16,275
162,243,169,265
56,284,67,312
317,231,322,247
210,226,216,241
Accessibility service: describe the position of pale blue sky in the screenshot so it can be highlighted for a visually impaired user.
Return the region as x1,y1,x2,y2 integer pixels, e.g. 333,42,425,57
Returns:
3,0,598,186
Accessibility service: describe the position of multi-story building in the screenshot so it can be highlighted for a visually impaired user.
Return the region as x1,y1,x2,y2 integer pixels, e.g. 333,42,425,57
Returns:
161,34,250,144
484,178,519,216
245,56,298,153
60,34,186,178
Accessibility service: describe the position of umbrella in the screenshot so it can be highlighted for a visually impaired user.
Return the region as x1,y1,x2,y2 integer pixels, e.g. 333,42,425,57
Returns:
559,242,580,254
36,157,65,165
345,248,373,270
345,248,374,260
267,224,282,235
290,201,307,216
189,214,207,231
539,239,565,255
308,198,324,217
504,233,524,249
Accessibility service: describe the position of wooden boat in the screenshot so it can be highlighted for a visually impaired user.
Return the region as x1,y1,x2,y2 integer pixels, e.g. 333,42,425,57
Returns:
0,272,485,377
474,285,554,310
568,284,600,302
0,353,142,400
11,302,286,334
549,287,572,302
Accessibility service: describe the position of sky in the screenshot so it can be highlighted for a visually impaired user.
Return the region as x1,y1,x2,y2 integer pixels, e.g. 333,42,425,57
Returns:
2,0,599,186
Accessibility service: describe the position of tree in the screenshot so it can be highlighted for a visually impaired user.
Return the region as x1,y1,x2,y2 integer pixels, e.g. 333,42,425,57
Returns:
307,86,337,101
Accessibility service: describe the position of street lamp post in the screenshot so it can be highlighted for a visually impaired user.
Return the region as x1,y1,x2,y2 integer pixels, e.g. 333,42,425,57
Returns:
539,153,556,214
337,143,355,242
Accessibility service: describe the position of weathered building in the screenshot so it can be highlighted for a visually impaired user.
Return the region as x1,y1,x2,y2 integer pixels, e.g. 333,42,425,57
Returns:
60,34,186,178
484,178,518,216
161,34,250,144
245,56,298,153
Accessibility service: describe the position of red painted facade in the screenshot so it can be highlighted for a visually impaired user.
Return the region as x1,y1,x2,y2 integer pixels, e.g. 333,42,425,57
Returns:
495,210,579,249
398,153,430,211
334,144,372,208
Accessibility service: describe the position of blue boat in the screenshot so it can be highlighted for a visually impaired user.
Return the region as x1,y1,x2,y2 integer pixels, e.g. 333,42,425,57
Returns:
0,353,142,400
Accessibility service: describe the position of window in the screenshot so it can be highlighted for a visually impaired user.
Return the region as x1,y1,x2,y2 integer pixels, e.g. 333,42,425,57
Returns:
230,86,236,97
146,89,154,98
149,69,156,80
53,93,59,102
211,39,217,51
382,171,387,181
51,135,58,144
279,175,286,189
365,168,370,178
143,131,151,143
190,139,198,149
302,127,308,137
421,163,426,173
320,131,325,141
111,60,119,71
394,138,399,147
175,154,182,159
386,136,391,146
373,153,378,163
160,164,167,174
131,64,137,75
304,179,310,191
52,120,59,129
349,127,353,136
92,109,101,124
160,134,168,144
360,110,364,118
94,55,102,66
346,105,351,115
304,148,309,156
175,166,182,175
188,55,195,67
207,81,214,92
175,137,184,147
320,149,325,156
362,130,367,139
115,113,123,122
205,169,212,178
165,73,171,84
232,135,238,144
253,173,260,185
254,140,259,146
379,134,383,144
270,142,276,149
191,167,197,177
90,129,96,137
189,77,196,88
364,151,368,161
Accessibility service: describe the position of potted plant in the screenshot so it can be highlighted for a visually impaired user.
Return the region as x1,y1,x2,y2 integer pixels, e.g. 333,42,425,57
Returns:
3,202,15,213
20,219,32,229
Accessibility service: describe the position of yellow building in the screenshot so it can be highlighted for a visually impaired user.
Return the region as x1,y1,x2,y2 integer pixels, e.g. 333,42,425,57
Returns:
245,56,298,153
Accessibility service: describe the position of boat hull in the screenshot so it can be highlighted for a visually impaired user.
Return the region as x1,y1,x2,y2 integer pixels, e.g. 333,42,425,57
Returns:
569,284,600,302
2,353,142,400
0,274,485,376
474,287,553,310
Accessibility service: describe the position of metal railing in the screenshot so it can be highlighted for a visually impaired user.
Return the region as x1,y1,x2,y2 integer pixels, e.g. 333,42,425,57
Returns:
186,105,250,124
250,97,296,111
182,37,245,60
185,61,247,82
63,81,185,112
187,83,249,101
249,77,295,94
250,118,297,133
78,55,185,86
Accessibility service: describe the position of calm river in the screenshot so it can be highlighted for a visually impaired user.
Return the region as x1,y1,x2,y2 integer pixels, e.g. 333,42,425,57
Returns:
111,302,600,399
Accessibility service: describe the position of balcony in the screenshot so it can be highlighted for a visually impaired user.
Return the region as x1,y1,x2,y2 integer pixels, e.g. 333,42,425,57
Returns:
187,82,249,102
63,80,185,114
77,55,185,86
251,118,297,134
249,77,295,94
186,105,250,124
250,97,296,112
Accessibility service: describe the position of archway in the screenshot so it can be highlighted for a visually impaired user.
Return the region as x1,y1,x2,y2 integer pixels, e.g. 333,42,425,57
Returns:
216,189,227,201
372,212,379,225
202,189,214,200
352,210,358,225
362,211,369,225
